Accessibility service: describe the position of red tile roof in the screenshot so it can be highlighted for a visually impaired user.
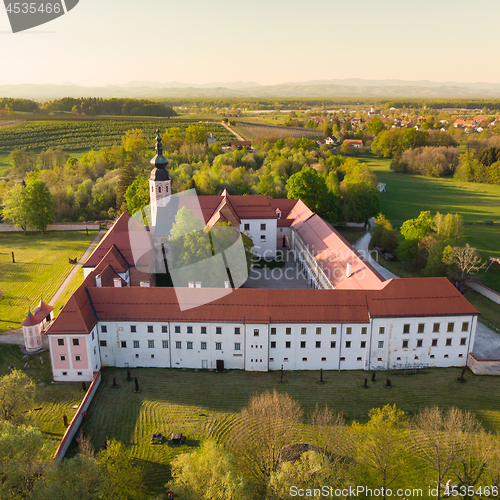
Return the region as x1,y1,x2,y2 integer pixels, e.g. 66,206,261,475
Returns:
21,310,39,327
93,245,130,275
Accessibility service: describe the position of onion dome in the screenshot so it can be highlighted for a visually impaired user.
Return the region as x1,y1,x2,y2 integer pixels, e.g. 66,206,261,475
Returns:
150,129,170,181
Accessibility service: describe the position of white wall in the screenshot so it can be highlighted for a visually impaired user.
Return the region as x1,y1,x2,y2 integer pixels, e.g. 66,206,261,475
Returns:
241,219,277,258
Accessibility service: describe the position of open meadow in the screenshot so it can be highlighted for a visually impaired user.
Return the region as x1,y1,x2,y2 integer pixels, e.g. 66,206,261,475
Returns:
73,365,500,495
0,231,97,330
233,120,322,142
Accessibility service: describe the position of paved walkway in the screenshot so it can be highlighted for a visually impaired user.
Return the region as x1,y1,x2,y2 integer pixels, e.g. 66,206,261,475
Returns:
353,232,399,281
472,321,500,358
221,122,244,141
0,230,105,345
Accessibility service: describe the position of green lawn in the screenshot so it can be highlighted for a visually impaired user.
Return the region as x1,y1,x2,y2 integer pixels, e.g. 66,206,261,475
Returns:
76,366,500,496
335,227,366,246
0,344,83,452
362,155,500,291
0,231,97,331
52,267,85,318
0,151,10,178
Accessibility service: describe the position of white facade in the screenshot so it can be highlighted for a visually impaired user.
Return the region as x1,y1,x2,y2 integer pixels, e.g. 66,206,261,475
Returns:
149,178,171,228
241,218,278,258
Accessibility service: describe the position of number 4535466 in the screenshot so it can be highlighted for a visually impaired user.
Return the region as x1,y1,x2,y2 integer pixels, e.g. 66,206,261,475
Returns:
5,3,61,14
444,485,499,497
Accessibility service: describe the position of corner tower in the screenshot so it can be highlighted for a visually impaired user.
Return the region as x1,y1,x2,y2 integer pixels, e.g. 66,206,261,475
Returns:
149,129,171,227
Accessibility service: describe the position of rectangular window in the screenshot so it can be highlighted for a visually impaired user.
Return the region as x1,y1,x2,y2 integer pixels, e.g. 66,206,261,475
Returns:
135,354,139,358
162,325,168,333
254,329,259,336
417,339,423,347
93,347,96,355
234,343,241,351
285,341,291,348
403,324,410,334
133,340,139,348
402,340,409,348
345,341,351,348
316,327,322,335
378,341,384,348
260,235,266,241
418,323,425,333
462,322,469,332
284,358,289,362
244,223,250,231
234,327,240,335
271,341,276,348
147,325,154,333
75,355,81,361
148,340,154,349
121,341,127,348
73,339,79,346
187,326,193,334
57,338,64,346
77,371,82,375
187,342,193,349
62,371,67,375
201,326,207,334
101,326,107,333
100,340,107,347
162,340,168,348
460,338,467,346
322,357,327,361
269,357,274,362
176,341,182,349
215,342,222,350
331,341,336,348
357,357,362,361
432,339,438,346
60,355,65,361
270,328,276,335
379,327,385,334
315,341,321,348
433,323,440,332
302,357,307,362
331,327,337,335
131,325,137,332
346,327,352,335
92,332,94,340
288,327,293,335
175,326,181,333
151,354,154,359
260,223,266,231
300,341,306,348
447,323,454,332
446,338,452,346
340,357,345,361
216,327,222,334
201,342,207,350
361,341,366,348
361,327,367,335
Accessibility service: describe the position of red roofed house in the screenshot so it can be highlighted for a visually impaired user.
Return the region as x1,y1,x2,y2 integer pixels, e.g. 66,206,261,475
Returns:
43,132,480,380
342,139,363,148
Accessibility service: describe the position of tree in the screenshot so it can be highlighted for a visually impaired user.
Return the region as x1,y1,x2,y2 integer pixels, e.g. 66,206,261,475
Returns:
341,180,380,227
25,178,55,233
125,176,150,217
1,183,29,234
447,243,486,287
433,212,463,242
121,129,148,157
366,117,386,136
371,213,398,253
286,168,330,215
411,407,483,500
185,125,207,145
97,439,143,500
168,441,251,500
0,370,35,425
323,123,333,138
400,211,434,241
32,454,104,500
228,390,303,487
0,421,50,498
116,158,137,212
349,405,409,500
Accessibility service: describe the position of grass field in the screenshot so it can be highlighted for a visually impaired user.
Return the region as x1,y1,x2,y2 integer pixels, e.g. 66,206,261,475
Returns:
52,267,86,318
233,120,322,142
0,344,83,452
362,155,500,291
75,365,500,496
0,151,9,178
0,231,97,330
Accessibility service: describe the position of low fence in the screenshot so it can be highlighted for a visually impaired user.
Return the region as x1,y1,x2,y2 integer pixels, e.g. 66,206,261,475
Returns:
468,282,500,306
53,371,101,462
0,222,101,232
467,353,500,375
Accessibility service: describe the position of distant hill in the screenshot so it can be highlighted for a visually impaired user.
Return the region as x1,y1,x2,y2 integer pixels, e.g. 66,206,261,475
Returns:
2,79,500,99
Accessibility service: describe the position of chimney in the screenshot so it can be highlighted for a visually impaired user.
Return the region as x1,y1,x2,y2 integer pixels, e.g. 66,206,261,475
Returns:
346,262,352,278
224,281,230,289
195,281,202,288
140,281,150,288
188,281,194,288
113,278,122,287
275,208,281,219
96,274,102,287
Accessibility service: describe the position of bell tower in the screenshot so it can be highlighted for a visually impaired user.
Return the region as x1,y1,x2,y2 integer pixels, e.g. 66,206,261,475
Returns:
149,129,171,227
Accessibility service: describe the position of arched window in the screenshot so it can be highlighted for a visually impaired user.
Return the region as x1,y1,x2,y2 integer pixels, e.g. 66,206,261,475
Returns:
158,186,161,193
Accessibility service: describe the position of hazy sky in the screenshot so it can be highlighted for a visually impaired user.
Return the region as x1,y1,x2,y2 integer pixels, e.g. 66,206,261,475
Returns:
1,0,499,86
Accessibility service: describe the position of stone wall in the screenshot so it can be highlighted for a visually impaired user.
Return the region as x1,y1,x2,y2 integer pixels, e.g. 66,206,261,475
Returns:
468,282,500,306
468,353,500,375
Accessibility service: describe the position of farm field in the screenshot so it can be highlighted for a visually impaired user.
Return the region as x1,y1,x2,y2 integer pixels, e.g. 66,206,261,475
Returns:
0,344,83,452
0,231,97,331
77,365,500,495
232,120,322,142
0,119,236,151
363,155,500,291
